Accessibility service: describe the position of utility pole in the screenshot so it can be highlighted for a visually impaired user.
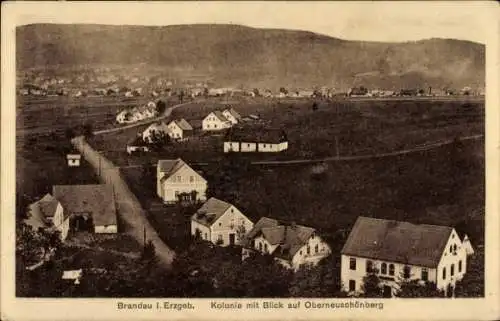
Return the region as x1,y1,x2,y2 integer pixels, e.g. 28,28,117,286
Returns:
143,225,146,248
335,136,340,159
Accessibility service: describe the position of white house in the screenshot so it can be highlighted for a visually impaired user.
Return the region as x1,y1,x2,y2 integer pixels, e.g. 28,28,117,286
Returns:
241,217,331,271
66,154,81,167
142,121,171,143
167,119,194,141
340,216,475,297
25,193,68,241
53,184,117,234
202,111,232,131
157,158,207,204
224,127,288,153
191,197,254,247
222,108,242,125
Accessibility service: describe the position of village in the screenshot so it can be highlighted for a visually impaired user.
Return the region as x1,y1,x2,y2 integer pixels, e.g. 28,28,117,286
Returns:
18,86,483,298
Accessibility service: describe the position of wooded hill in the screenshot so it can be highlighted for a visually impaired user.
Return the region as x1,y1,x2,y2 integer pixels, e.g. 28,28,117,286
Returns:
17,24,485,90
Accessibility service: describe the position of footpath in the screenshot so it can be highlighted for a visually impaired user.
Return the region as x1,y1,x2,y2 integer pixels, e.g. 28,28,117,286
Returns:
71,135,175,268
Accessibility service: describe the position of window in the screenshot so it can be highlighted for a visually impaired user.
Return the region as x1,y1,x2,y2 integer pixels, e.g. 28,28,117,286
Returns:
349,258,356,270
264,243,268,253
403,266,411,279
442,267,446,279
453,244,457,252
458,260,462,273
263,144,266,148
219,223,222,226
259,242,263,251
389,264,395,276
190,176,194,183
422,268,429,281
300,251,302,255
218,234,223,242
315,244,319,254
450,245,453,253
252,239,256,248
451,264,455,277
176,176,181,182
381,263,387,274
349,280,356,292
215,124,218,128
307,246,311,255
247,144,250,147
207,124,210,128
366,260,373,273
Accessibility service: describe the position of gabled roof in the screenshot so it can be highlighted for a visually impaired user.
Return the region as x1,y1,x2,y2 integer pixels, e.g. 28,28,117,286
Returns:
52,184,117,226
28,193,59,219
191,197,233,227
243,217,316,260
157,158,205,183
225,126,288,144
172,118,193,131
211,110,229,122
341,216,453,268
224,108,242,121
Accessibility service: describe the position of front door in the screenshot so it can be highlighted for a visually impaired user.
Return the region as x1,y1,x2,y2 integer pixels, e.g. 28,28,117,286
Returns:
229,233,235,245
383,285,392,298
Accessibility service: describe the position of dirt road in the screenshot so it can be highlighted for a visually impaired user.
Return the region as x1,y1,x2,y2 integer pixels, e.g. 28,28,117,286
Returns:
71,136,175,268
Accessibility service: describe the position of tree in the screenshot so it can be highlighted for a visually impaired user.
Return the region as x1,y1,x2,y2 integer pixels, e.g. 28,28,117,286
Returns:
156,99,166,114
279,87,288,95
82,123,93,138
148,130,170,151
65,127,75,140
312,102,319,111
252,88,260,96
361,268,383,297
454,249,484,297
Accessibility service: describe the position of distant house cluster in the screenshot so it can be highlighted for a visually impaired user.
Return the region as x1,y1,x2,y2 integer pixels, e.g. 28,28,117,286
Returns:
24,184,118,241
116,101,158,124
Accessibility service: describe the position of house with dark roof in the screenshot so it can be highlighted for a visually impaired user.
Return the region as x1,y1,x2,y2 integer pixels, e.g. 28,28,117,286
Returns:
241,217,331,270
222,108,242,125
53,184,117,234
341,216,474,297
224,127,288,153
167,118,194,141
191,197,254,247
202,111,232,131
156,158,207,204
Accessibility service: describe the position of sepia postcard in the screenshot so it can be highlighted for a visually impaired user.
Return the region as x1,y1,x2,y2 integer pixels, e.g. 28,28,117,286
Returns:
1,1,499,320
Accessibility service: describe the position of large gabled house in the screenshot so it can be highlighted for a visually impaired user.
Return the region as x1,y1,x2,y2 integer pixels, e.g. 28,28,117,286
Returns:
156,158,207,204
341,216,474,297
224,127,288,153
202,111,232,131
241,217,331,271
53,184,118,234
191,197,254,247
167,119,194,141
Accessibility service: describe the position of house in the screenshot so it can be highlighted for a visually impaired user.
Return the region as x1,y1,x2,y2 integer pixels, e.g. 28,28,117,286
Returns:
224,127,288,153
25,193,68,240
241,217,331,270
348,87,369,97
191,197,254,247
202,111,232,131
126,135,150,154
53,184,117,234
116,110,131,124
340,216,474,297
67,153,81,167
156,158,207,204
142,121,171,143
167,119,194,141
222,108,242,125
62,269,83,285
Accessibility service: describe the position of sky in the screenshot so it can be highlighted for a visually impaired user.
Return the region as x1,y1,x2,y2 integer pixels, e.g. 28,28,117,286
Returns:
8,1,495,44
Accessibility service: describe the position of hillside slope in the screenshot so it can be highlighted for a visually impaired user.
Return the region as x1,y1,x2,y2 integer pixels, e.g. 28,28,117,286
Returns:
16,24,485,90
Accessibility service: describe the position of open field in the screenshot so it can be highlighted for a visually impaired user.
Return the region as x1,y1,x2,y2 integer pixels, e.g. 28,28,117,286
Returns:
89,98,484,167
16,95,183,137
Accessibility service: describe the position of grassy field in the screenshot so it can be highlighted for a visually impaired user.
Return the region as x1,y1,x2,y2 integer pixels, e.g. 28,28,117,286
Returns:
91,98,484,169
